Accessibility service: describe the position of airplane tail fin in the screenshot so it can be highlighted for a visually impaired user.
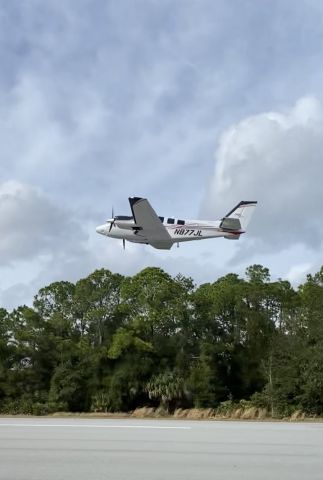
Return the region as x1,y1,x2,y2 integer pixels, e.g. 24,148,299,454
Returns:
222,201,257,232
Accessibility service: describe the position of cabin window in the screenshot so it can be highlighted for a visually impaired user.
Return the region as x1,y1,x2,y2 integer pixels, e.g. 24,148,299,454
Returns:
159,216,164,223
167,218,175,224
177,219,185,225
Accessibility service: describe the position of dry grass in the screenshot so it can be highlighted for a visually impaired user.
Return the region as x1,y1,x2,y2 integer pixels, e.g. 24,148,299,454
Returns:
6,405,320,422
132,407,156,418
231,408,243,419
173,408,188,418
290,410,306,421
186,408,215,420
241,407,259,419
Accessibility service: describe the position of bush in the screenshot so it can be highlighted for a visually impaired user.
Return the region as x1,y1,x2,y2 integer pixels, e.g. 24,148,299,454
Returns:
0,398,67,415
215,399,236,416
91,392,110,413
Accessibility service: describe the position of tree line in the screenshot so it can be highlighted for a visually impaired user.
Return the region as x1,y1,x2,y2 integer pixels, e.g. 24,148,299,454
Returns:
0,264,323,416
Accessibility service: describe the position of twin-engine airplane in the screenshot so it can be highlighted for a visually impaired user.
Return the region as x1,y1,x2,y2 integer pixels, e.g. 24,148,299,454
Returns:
96,197,257,250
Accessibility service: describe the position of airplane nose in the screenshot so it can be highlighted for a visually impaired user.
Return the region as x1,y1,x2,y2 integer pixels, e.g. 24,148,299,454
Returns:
96,224,106,235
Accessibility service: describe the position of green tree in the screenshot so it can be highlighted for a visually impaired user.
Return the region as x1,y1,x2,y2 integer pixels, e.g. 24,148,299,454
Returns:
145,371,185,410
72,269,124,344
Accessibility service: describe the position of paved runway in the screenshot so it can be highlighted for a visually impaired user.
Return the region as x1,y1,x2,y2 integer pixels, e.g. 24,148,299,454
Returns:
0,417,322,479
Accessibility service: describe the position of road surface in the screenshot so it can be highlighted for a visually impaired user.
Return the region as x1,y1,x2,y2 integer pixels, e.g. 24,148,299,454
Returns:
0,417,322,479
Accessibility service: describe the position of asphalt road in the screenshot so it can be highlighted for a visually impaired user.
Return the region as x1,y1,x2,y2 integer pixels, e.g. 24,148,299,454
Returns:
0,417,322,480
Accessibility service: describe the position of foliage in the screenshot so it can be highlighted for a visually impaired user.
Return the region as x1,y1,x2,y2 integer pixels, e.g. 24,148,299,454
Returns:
1,265,323,415
145,371,185,410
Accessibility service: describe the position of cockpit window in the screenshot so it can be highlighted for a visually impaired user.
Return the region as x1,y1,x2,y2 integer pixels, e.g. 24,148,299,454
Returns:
159,216,164,223
177,219,185,225
167,218,175,224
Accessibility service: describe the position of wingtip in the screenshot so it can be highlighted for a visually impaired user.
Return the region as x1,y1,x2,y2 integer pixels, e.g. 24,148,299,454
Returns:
129,197,142,208
128,197,145,218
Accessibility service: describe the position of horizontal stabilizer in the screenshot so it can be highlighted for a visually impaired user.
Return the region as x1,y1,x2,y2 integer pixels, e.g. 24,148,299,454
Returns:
220,217,241,231
225,235,240,240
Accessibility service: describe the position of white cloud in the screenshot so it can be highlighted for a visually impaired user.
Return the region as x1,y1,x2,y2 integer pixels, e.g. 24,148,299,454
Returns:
0,73,112,192
2,1,323,309
286,262,312,284
0,181,87,265
204,97,323,251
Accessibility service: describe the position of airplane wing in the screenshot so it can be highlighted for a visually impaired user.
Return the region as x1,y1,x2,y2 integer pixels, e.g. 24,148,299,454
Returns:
129,197,173,250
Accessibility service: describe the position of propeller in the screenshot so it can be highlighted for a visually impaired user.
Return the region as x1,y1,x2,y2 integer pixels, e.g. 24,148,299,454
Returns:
108,206,115,232
123,238,125,250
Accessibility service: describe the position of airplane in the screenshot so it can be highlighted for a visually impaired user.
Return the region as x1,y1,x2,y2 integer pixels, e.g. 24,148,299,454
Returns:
96,197,257,250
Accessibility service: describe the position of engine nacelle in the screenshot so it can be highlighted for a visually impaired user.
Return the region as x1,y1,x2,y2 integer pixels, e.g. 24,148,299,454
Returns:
114,220,141,230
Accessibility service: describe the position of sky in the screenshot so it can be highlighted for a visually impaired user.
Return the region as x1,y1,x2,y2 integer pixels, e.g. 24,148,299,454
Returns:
1,0,323,309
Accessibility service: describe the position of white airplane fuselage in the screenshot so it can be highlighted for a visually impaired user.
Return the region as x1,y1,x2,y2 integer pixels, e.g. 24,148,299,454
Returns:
96,217,242,245
96,198,257,250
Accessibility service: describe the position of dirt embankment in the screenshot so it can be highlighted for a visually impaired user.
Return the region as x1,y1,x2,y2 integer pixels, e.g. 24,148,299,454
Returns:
46,406,316,421
131,406,317,421
132,406,268,420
